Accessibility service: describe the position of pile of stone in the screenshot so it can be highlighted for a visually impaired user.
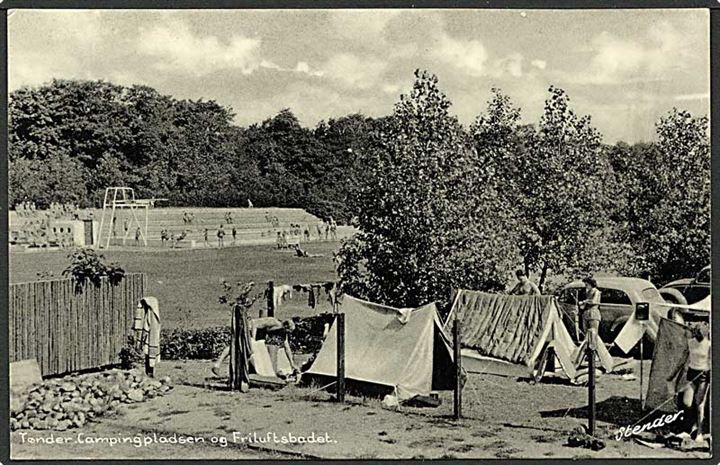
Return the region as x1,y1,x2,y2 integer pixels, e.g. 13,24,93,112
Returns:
10,369,172,431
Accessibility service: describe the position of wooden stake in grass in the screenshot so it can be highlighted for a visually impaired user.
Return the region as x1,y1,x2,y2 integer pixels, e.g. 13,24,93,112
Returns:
264,281,275,318
336,313,345,403
453,319,462,420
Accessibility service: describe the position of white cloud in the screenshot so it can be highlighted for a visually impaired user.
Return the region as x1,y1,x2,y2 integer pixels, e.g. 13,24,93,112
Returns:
570,21,691,85
9,10,108,89
491,52,524,78
432,34,488,76
137,20,262,76
294,61,324,77
429,33,529,79
531,59,547,70
321,53,387,89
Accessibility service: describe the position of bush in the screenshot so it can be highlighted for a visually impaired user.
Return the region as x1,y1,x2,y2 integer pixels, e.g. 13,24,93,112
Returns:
62,248,125,293
158,313,337,360
160,327,231,360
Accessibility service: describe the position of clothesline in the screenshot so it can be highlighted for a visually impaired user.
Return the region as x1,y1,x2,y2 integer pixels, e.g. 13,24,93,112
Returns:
265,281,339,312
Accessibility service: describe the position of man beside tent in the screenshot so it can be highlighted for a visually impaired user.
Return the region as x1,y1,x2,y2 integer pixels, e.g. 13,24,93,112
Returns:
509,270,541,296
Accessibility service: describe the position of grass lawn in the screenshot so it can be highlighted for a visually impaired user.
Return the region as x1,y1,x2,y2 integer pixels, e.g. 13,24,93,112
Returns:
10,242,342,329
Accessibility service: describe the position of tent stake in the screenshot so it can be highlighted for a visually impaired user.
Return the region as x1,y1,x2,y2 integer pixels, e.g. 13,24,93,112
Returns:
453,319,462,420
336,313,345,403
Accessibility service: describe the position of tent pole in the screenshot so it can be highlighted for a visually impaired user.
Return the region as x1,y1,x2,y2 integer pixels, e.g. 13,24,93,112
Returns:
453,319,462,419
336,313,345,403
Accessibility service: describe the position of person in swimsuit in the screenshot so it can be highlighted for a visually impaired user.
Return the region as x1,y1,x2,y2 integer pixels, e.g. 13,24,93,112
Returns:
509,269,541,295
670,323,710,442
212,317,299,378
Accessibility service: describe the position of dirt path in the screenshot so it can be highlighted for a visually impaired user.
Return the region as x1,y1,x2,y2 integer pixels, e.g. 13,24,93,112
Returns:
12,359,709,460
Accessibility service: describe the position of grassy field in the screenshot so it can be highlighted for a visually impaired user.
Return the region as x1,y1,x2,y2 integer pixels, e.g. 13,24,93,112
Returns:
10,242,341,329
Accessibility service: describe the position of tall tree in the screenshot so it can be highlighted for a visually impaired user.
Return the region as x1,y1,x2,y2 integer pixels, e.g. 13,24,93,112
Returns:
337,70,515,308
474,86,616,289
623,110,710,283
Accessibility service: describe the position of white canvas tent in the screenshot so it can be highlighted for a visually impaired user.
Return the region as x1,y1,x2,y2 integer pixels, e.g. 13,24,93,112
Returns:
304,296,455,400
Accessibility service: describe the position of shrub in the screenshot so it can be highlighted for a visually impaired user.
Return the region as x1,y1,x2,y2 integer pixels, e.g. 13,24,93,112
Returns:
62,248,125,293
160,327,231,360
158,313,336,360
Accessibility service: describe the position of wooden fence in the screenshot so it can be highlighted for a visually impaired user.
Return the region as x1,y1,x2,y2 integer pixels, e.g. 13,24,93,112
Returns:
9,273,145,376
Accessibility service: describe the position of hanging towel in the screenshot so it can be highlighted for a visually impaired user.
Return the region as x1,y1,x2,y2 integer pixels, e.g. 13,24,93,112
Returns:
273,285,293,310
139,297,161,368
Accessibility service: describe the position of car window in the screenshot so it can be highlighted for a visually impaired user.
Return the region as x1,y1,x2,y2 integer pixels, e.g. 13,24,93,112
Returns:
599,288,632,305
641,287,664,303
558,287,584,304
683,286,710,305
696,268,711,284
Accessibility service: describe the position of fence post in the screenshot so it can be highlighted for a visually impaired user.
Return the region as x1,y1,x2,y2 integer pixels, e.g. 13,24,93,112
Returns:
229,304,240,390
453,319,462,420
587,328,596,435
336,313,345,402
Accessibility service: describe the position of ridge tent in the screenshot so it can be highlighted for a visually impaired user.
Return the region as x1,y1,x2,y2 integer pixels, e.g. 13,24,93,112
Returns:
303,296,456,400
445,291,613,382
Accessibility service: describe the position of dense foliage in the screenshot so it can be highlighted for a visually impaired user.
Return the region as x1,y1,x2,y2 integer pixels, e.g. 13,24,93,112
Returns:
62,248,125,292
9,80,370,223
338,71,516,307
10,74,710,291
158,313,335,360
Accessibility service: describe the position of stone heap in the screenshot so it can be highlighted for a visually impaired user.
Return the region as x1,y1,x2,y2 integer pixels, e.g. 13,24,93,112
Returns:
10,369,172,431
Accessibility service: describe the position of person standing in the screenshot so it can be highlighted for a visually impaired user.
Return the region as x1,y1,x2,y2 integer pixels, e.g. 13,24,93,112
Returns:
578,276,602,337
509,269,541,295
217,225,225,248
232,226,237,245
668,324,711,443
203,228,209,247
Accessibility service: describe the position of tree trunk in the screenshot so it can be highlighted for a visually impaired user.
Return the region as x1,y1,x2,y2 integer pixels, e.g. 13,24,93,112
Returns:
538,261,549,293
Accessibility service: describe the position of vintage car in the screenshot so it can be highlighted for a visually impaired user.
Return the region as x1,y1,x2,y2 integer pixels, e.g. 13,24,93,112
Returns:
556,277,665,343
659,265,710,305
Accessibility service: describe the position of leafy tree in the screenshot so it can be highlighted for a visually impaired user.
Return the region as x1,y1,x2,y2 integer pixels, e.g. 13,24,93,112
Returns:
9,152,86,208
337,70,515,309
473,86,616,290
622,110,710,284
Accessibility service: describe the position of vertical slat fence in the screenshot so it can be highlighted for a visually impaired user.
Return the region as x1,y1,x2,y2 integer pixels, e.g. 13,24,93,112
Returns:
9,273,145,376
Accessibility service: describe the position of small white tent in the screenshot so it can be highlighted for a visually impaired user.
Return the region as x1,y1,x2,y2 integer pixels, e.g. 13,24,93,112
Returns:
304,296,455,400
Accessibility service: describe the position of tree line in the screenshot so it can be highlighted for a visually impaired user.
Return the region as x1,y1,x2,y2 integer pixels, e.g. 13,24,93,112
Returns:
9,74,709,297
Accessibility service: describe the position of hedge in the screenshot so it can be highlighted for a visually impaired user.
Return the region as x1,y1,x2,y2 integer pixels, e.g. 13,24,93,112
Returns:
158,313,336,360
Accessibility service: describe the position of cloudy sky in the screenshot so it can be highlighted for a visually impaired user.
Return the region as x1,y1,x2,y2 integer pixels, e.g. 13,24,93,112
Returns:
8,9,709,143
